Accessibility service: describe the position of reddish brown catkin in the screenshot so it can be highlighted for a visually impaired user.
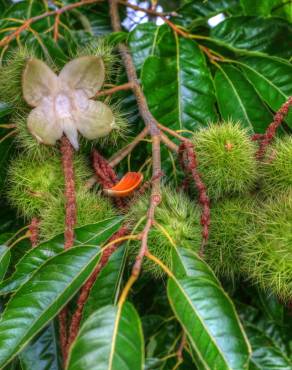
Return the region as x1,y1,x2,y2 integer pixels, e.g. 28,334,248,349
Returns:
254,96,292,159
61,136,77,249
66,225,129,349
178,141,210,257
59,136,77,362
28,217,40,247
92,150,127,209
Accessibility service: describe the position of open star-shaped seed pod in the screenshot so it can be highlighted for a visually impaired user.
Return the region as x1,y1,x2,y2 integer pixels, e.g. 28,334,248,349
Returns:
22,56,115,150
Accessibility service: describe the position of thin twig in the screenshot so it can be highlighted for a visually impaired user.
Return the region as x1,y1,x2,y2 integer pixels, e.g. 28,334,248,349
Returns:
161,132,179,152
0,0,104,47
0,129,17,143
96,81,134,97
53,13,61,42
118,0,178,17
109,126,149,167
158,123,190,142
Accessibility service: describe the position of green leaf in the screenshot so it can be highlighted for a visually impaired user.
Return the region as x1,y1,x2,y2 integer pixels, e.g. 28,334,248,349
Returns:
82,246,126,323
272,1,292,23
0,245,10,282
129,23,168,72
19,322,61,370
211,16,292,59
0,217,122,294
0,245,102,368
245,324,292,370
167,248,251,370
142,29,217,131
175,0,239,30
0,102,12,118
214,64,273,133
237,55,292,126
256,290,284,325
67,303,144,370
241,0,277,16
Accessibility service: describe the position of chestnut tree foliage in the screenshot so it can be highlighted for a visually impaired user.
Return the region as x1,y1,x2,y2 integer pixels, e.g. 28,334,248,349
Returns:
0,1,291,369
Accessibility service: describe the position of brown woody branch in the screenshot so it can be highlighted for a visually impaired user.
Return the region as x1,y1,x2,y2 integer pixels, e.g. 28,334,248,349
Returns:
109,0,162,302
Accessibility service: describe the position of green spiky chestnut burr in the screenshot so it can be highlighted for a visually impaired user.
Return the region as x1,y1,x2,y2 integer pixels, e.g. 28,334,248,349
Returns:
39,189,116,241
7,154,90,218
0,47,35,109
192,121,257,199
126,186,201,278
260,136,292,195
204,197,256,282
240,192,292,301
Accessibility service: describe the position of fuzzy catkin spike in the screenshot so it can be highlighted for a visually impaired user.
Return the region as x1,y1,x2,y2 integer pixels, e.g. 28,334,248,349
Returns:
39,189,116,241
192,121,258,200
260,136,292,195
241,192,292,302
204,197,256,282
126,186,201,278
7,153,91,219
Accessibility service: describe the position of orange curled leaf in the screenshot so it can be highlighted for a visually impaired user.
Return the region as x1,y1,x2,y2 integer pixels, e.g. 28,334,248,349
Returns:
104,172,143,197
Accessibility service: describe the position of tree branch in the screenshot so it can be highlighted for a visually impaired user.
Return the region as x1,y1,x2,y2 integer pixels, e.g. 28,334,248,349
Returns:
96,81,134,97
109,0,162,303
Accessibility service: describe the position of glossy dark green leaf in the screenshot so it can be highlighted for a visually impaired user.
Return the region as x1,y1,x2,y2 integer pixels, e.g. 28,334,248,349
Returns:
175,0,238,30
82,246,126,322
214,64,273,133
237,302,290,357
0,217,122,294
168,248,251,370
246,324,292,370
241,0,277,16
67,303,144,370
0,245,102,368
142,30,217,131
19,322,61,370
238,55,292,126
211,16,292,59
129,23,168,72
256,290,284,325
0,102,12,118
0,245,10,282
